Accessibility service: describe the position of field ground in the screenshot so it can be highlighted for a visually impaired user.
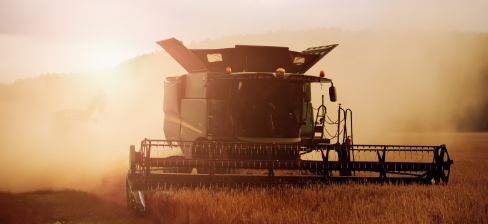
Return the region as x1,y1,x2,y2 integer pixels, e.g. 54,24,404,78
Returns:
0,133,487,224
0,190,151,224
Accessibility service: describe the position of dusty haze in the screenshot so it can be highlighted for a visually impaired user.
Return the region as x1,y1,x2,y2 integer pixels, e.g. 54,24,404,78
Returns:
0,29,487,193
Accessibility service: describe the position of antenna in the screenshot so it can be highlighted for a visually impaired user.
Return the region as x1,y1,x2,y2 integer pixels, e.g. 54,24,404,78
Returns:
244,57,248,72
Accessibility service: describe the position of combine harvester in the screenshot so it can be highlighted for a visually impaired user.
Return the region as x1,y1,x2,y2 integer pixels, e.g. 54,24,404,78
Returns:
126,38,453,214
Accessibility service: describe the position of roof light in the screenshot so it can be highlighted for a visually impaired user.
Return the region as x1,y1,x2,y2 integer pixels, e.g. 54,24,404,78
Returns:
320,70,325,77
276,68,285,79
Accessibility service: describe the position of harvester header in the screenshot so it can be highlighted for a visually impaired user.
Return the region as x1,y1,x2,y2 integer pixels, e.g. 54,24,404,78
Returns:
125,38,453,215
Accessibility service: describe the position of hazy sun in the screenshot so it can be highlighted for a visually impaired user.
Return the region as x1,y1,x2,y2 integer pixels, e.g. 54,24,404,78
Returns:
91,46,126,70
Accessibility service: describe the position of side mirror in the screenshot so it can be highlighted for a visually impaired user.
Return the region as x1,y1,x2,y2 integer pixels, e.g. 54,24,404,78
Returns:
329,83,337,102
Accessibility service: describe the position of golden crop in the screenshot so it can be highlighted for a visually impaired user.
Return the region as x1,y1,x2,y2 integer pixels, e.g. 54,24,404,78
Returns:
149,134,488,224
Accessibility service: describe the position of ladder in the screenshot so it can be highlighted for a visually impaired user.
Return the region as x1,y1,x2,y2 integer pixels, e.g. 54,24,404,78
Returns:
311,96,327,141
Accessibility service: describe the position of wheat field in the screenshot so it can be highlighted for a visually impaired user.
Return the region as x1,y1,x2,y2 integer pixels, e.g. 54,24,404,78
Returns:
148,133,488,224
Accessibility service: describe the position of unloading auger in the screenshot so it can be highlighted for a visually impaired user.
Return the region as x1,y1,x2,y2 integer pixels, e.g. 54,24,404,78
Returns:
125,38,453,214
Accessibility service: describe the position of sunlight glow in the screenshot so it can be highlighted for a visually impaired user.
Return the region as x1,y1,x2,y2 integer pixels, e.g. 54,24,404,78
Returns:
90,45,128,70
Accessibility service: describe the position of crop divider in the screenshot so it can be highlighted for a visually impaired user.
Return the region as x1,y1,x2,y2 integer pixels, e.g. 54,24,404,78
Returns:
376,146,387,180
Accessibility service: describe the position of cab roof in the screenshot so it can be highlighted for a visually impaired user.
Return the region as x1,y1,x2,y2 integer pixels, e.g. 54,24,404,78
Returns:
157,38,338,74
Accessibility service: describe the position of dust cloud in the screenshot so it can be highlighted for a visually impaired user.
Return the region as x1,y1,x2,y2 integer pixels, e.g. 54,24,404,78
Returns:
0,52,182,194
0,29,487,193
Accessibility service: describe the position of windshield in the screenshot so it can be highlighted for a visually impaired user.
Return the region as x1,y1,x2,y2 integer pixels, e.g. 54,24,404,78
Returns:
232,80,303,138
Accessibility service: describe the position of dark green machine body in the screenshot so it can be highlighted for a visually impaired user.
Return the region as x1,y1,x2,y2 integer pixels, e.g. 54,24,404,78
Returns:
163,72,330,157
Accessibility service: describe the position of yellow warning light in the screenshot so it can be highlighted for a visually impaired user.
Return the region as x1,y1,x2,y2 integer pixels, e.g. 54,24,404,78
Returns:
226,67,232,73
319,70,325,77
276,68,285,79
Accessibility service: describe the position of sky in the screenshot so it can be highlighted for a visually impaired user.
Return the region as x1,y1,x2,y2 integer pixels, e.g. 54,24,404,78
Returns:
1,0,487,83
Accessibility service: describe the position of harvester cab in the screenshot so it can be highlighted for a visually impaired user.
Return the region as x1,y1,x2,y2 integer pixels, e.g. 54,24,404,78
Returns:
125,38,453,215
